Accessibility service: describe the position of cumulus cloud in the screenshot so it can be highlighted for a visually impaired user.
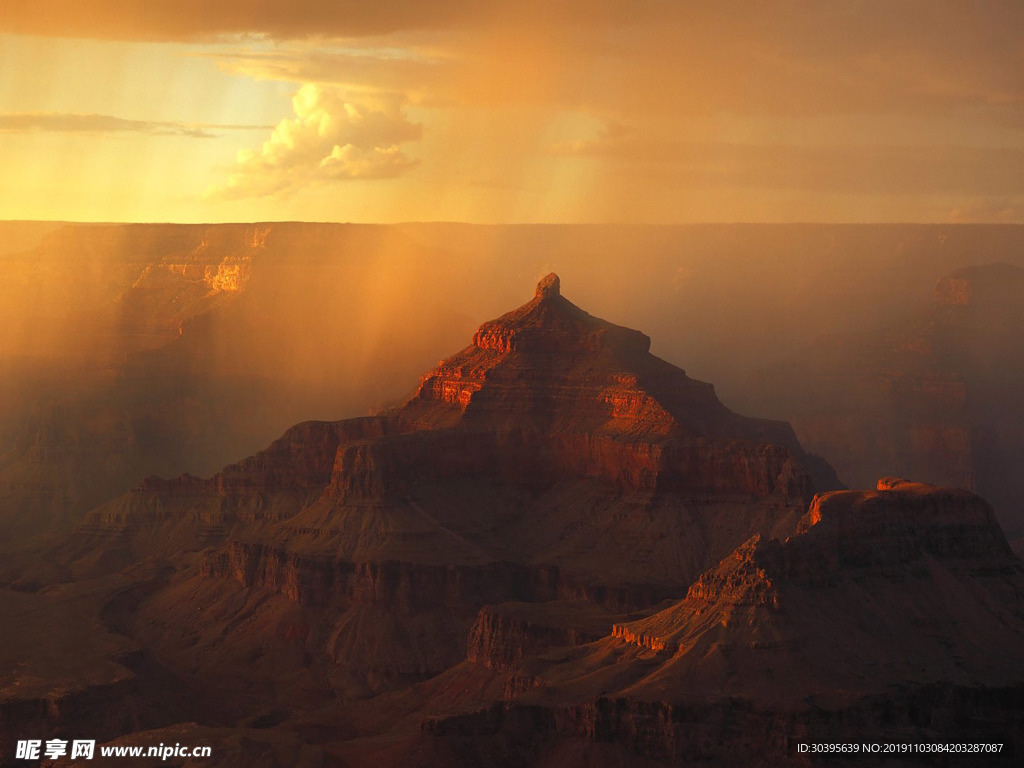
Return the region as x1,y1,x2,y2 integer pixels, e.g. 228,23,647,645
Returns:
208,84,422,199
0,112,267,138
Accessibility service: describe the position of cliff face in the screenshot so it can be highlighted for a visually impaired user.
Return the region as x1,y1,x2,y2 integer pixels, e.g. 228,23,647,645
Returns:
0,218,272,543
116,226,264,336
203,543,572,613
466,601,635,673
612,479,1020,660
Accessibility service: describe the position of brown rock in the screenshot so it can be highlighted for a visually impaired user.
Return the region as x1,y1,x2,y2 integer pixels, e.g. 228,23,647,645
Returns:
421,481,1024,765
10,273,842,763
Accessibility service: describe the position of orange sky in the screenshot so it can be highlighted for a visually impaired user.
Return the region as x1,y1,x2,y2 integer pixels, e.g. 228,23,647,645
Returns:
1,1,1022,223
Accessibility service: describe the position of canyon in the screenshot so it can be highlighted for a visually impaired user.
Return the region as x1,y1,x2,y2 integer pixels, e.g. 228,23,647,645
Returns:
2,224,1024,765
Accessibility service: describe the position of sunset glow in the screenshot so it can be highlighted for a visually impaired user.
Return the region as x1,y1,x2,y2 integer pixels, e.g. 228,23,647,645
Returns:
1,1,1022,224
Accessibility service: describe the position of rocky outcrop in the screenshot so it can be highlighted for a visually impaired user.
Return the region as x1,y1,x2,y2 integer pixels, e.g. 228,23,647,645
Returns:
77,418,405,536
612,535,781,654
402,274,827,501
181,417,401,497
787,477,1014,572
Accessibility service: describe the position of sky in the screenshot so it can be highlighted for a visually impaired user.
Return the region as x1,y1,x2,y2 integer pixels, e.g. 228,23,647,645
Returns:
0,1,1022,224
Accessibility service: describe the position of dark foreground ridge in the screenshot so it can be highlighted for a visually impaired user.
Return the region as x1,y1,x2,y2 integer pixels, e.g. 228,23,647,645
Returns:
427,479,1024,766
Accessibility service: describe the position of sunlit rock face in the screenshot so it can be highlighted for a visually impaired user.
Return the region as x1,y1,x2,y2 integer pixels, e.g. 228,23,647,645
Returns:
405,273,830,498
119,227,265,335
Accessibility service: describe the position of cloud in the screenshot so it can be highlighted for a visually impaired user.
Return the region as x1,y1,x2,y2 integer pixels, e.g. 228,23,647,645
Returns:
205,47,456,106
10,3,1023,125
166,2,1024,128
6,1,1024,222
0,1,446,41
551,124,1024,197
0,112,269,138
0,0,651,42
208,84,422,199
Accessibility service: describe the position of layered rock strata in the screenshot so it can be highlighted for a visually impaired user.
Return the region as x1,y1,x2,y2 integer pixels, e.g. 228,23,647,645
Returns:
46,274,837,706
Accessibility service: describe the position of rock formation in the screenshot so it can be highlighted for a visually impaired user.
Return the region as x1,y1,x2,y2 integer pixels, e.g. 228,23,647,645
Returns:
4,265,1023,767
417,480,1024,766
4,274,841,763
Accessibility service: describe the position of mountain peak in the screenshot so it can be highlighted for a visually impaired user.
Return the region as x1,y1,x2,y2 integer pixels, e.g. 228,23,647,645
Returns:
465,272,648,357
534,272,560,299
396,274,833,504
